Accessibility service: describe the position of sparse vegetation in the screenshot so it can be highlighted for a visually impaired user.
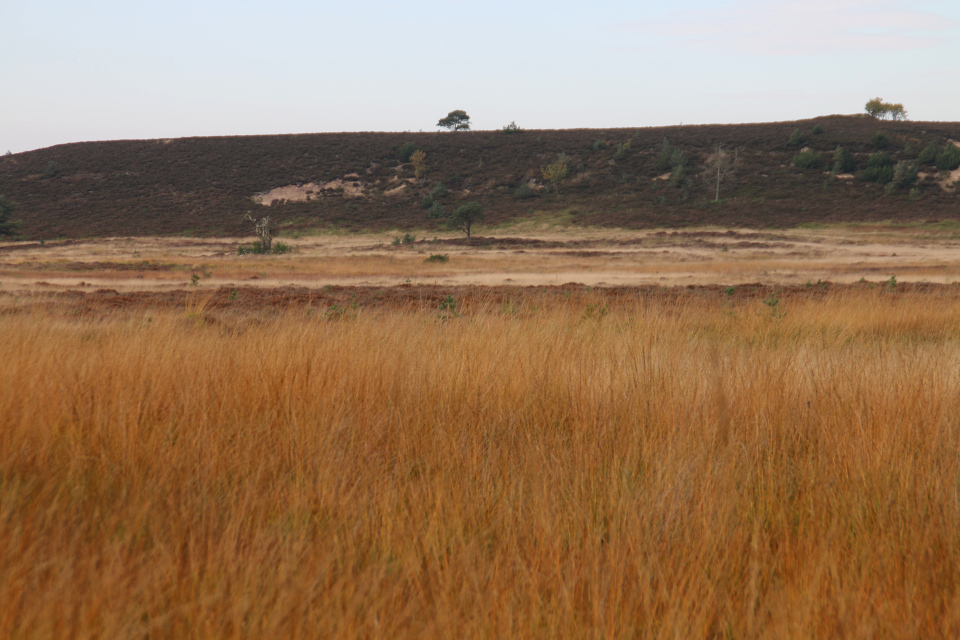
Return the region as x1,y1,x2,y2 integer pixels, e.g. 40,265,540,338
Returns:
513,183,536,199
424,253,449,263
502,121,523,134
540,156,569,196
411,150,427,182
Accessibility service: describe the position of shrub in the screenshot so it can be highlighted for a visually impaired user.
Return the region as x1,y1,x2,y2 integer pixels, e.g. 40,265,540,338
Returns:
513,183,536,199
833,146,856,174
501,121,522,134
871,132,890,149
918,143,939,166
448,201,484,240
812,124,824,135
0,194,20,237
430,182,448,198
402,233,416,244
272,241,292,255
593,139,608,151
867,152,894,169
427,202,445,219
861,166,895,184
421,195,434,209
655,139,687,174
237,240,292,255
397,142,419,162
792,150,823,170
787,129,805,147
612,141,631,161
424,254,449,263
936,145,960,171
890,160,919,190
668,164,688,188
43,161,59,178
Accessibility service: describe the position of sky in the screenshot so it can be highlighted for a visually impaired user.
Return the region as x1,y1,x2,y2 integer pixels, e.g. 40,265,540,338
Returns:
3,0,959,153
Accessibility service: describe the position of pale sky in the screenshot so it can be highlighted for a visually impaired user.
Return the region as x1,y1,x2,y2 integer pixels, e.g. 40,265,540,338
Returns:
3,0,958,153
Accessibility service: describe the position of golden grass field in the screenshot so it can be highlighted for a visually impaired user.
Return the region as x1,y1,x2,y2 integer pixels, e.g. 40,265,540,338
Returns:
4,228,960,638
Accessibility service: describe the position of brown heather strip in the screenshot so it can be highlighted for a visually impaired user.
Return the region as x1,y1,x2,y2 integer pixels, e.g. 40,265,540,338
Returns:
2,288,960,638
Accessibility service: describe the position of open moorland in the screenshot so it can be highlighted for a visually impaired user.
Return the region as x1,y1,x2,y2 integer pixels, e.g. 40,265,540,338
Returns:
4,223,960,637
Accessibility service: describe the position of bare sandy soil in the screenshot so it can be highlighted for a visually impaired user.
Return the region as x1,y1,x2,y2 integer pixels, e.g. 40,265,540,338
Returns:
2,224,960,293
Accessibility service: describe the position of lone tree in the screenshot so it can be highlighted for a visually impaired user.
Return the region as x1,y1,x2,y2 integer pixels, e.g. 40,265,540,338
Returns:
540,156,569,196
704,144,738,202
0,195,20,237
437,110,471,132
243,212,274,253
449,201,483,241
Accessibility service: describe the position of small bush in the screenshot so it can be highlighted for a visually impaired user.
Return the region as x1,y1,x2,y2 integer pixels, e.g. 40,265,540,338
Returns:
501,121,522,134
402,233,416,244
272,241,292,255
890,160,919,190
936,145,960,171
397,142,419,162
593,139,608,151
918,142,939,165
787,129,805,147
812,124,824,135
424,254,449,263
655,140,687,174
612,141,631,161
427,202,445,219
668,164,688,189
793,150,823,170
430,182,448,198
867,152,894,169
832,146,856,173
43,161,59,178
237,241,266,255
421,195,434,209
871,132,890,149
513,183,536,199
861,166,895,185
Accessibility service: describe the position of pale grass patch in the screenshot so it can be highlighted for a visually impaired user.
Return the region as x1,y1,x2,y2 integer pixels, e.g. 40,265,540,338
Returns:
3,291,960,637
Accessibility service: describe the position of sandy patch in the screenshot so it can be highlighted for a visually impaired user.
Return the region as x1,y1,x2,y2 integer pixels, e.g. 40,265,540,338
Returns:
253,177,366,205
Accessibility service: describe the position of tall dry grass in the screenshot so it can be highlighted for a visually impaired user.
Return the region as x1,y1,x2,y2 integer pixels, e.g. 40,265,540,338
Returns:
3,289,960,638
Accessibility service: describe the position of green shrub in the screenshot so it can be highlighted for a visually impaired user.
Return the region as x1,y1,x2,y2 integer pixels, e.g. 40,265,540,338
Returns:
402,233,416,244
593,138,608,151
501,121,522,134
612,141,631,161
43,161,59,178
513,183,536,199
793,150,823,169
427,202,445,219
936,145,960,171
424,253,449,263
870,132,890,149
421,195,434,209
787,129,805,147
890,160,919,190
812,124,824,135
272,241,292,255
832,146,856,173
430,182,448,198
668,164,688,188
867,152,894,169
237,241,266,255
861,166,895,184
0,194,20,237
918,142,939,165
397,142,419,162
655,139,687,174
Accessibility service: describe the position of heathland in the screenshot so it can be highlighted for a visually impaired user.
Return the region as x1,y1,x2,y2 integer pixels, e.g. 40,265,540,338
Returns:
2,115,960,239
4,115,960,638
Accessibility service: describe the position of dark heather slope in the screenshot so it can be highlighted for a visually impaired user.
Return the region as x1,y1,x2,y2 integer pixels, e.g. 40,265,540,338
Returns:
1,115,959,238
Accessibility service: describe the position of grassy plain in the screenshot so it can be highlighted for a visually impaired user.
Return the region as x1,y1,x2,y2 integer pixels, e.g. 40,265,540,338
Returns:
4,280,960,638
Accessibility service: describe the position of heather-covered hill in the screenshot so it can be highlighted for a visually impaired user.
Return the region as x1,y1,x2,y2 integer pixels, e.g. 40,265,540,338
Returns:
2,115,959,238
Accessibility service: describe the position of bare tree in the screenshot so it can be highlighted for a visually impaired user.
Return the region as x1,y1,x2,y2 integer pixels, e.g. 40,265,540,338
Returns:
244,212,274,253
704,144,738,202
